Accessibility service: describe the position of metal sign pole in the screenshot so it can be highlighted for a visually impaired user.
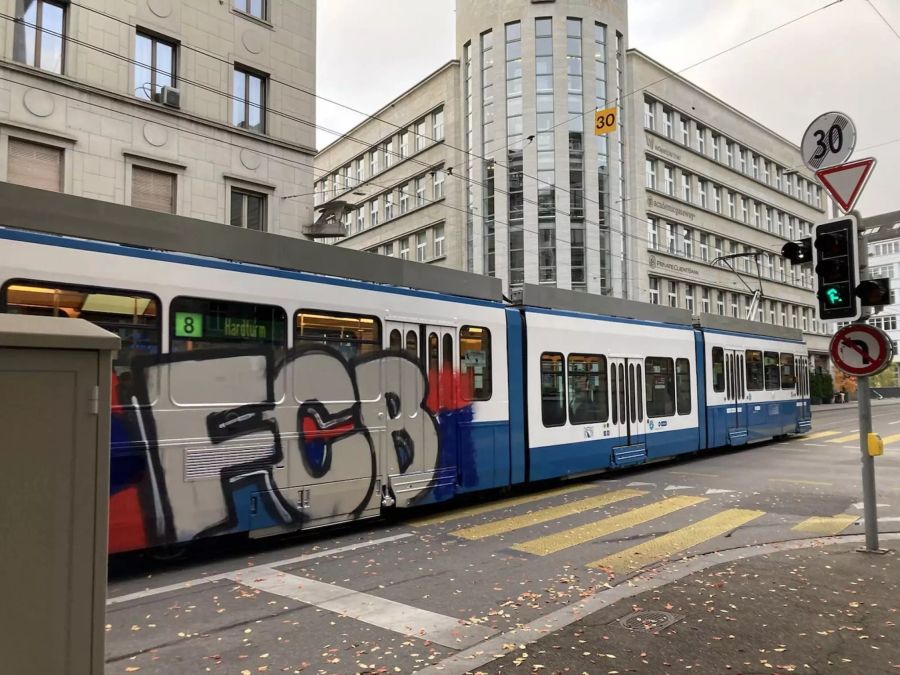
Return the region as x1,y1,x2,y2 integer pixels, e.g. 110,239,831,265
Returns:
855,373,879,551
852,217,886,554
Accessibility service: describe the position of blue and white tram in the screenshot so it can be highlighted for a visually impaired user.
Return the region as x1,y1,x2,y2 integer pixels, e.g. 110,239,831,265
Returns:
0,187,811,553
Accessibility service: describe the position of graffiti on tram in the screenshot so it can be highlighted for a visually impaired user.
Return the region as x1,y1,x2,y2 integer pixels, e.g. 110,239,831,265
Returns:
108,346,473,553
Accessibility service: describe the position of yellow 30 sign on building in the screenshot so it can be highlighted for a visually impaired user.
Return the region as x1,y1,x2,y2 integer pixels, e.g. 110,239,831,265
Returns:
594,106,618,136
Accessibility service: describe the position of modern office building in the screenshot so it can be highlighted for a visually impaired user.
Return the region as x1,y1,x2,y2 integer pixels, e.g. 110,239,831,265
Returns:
626,50,832,364
316,0,629,296
0,0,316,236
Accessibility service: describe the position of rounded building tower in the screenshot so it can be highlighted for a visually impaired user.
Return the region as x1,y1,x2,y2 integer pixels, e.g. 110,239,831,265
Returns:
457,0,628,296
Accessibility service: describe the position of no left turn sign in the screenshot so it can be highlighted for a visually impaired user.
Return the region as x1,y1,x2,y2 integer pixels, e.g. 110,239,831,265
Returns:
829,323,894,377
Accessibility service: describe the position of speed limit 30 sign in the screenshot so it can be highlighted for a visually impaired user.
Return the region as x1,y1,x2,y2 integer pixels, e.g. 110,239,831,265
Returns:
801,111,857,171
830,323,894,377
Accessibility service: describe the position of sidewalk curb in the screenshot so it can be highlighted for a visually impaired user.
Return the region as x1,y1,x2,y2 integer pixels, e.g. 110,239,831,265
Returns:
415,532,900,675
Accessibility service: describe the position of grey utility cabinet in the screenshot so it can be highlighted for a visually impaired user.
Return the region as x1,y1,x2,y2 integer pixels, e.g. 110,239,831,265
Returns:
0,315,119,675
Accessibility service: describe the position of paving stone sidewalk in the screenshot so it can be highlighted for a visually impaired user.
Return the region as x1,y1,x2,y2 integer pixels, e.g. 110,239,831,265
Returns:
474,542,898,674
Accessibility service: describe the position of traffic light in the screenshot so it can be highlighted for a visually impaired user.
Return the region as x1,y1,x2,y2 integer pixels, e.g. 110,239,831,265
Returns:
781,238,813,265
856,278,891,307
813,216,859,321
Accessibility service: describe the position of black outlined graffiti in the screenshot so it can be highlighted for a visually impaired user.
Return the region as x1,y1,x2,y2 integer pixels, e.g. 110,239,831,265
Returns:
118,343,452,550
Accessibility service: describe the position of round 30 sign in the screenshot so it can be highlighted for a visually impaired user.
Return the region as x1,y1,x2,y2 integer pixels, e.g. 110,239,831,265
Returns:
829,323,895,377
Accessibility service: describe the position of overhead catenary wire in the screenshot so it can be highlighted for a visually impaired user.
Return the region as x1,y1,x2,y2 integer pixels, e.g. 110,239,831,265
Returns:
0,12,834,304
21,1,890,270
62,0,849,222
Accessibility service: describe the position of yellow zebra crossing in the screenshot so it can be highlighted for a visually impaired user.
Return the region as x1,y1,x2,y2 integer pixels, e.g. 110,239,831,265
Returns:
792,514,858,536
588,508,765,574
450,489,644,540
511,495,707,556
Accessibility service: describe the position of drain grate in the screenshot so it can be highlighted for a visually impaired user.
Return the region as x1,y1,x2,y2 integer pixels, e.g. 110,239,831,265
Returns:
618,610,683,632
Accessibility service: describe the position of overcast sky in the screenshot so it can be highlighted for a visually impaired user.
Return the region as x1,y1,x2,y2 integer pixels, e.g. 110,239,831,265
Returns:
317,0,900,217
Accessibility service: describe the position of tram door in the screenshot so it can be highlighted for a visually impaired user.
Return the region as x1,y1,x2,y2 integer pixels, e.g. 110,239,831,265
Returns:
382,322,458,499
608,357,647,453
797,355,811,424
724,349,747,444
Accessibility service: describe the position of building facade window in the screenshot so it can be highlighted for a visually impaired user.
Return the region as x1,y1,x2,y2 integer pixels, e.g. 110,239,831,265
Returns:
644,98,655,129
230,188,266,231
702,287,710,314
132,165,176,214
713,185,721,213
14,0,65,74
680,117,690,145
506,21,524,288
370,199,379,227
568,17,586,291
382,242,394,257
595,21,610,293
699,180,707,208
399,237,410,260
399,185,409,214
415,120,426,152
233,67,266,133
433,107,445,141
649,277,659,304
134,31,176,101
685,285,694,312
482,31,496,276
682,172,692,202
6,137,63,192
434,224,445,258
645,159,656,189
696,125,706,154
668,280,678,307
415,176,426,207
535,16,556,285
664,164,674,195
712,133,720,161
433,169,445,199
699,233,709,261
416,231,427,262
663,107,673,138
234,0,266,20
647,218,658,249
399,130,409,158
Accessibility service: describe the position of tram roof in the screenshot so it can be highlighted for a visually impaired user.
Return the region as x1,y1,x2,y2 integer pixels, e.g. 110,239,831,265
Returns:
0,183,504,304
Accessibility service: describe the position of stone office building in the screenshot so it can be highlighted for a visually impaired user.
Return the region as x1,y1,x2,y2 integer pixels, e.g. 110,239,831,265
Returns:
626,49,832,364
0,0,317,236
315,0,630,297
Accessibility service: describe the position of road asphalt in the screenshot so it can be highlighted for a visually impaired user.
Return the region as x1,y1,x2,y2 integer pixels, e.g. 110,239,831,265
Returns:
456,538,899,675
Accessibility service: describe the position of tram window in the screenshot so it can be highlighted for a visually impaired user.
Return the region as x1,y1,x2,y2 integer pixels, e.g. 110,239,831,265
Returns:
389,328,402,350
738,354,745,399
745,350,764,390
780,353,796,389
645,356,675,418
296,309,380,358
428,332,439,373
676,358,692,415
405,330,418,360
173,297,286,352
442,333,453,370
610,367,618,425
460,325,492,401
726,353,732,400
541,352,566,427
628,364,637,424
2,280,161,405
764,351,780,390
636,364,644,421
711,347,725,392
567,354,608,424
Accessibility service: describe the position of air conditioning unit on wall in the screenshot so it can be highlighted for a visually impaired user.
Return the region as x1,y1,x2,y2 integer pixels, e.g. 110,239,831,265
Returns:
159,86,181,108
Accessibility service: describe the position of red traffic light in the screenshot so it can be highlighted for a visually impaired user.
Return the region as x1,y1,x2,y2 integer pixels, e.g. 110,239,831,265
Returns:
781,238,812,265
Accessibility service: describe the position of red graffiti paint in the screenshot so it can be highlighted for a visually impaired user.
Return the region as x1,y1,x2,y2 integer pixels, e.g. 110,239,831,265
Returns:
108,485,147,553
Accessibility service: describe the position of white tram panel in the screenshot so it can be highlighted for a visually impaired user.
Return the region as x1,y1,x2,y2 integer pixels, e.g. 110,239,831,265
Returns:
525,310,698,450
0,236,509,542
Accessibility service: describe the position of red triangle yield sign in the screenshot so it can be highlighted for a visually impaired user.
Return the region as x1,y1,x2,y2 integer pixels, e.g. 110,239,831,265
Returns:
816,157,876,213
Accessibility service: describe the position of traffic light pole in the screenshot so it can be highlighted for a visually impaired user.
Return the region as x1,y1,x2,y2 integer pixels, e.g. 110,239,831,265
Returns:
852,215,887,554
855,373,881,552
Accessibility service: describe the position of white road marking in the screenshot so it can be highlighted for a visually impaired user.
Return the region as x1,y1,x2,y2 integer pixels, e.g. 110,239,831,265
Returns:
803,443,828,447
627,481,656,487
879,517,900,523
890,420,900,425
664,484,694,491
852,502,890,509
106,533,414,606
705,488,736,495
231,567,497,649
